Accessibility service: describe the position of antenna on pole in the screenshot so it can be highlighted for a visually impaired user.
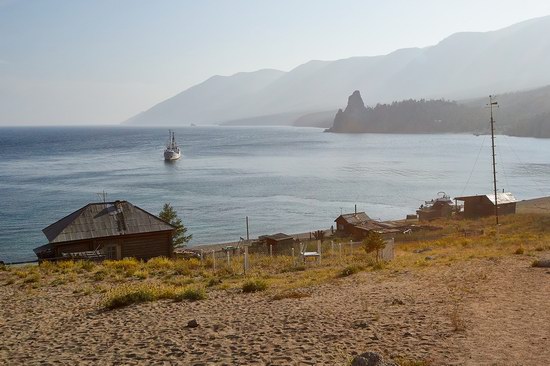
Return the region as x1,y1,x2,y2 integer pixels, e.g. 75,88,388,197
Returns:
96,190,107,203
488,95,499,225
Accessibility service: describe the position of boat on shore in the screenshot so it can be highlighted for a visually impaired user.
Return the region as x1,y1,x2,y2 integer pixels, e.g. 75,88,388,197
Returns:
164,130,181,161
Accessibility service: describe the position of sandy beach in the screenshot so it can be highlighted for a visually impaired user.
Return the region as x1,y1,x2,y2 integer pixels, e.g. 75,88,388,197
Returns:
1,251,549,365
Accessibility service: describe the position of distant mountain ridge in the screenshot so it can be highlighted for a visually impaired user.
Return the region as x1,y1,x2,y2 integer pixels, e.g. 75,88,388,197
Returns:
125,15,550,126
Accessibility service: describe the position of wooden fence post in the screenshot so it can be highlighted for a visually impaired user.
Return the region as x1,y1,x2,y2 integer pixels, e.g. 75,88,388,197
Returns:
243,246,249,274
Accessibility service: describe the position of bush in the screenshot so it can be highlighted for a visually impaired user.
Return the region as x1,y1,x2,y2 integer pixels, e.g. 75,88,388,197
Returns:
133,270,149,280
206,277,222,287
363,231,386,261
93,269,108,281
79,260,96,272
103,283,205,309
146,257,173,271
103,283,175,309
340,265,360,277
56,260,77,272
242,279,268,293
514,247,524,255
105,258,140,273
23,272,40,284
174,286,206,302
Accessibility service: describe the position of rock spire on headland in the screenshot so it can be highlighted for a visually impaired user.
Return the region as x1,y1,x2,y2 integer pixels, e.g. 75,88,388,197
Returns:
326,90,369,133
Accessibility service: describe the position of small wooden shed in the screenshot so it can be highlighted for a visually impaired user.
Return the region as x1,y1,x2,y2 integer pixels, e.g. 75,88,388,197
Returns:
257,233,295,255
454,192,517,219
34,200,176,261
334,212,371,236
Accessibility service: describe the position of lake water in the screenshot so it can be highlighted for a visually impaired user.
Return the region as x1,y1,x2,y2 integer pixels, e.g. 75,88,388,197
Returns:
1,126,549,263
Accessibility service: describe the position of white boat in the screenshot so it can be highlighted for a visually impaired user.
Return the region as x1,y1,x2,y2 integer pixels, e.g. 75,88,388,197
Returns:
164,130,181,161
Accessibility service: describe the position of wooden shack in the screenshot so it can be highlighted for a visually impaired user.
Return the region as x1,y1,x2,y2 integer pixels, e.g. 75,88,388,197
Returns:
454,192,517,219
34,200,176,261
334,212,371,236
257,233,295,254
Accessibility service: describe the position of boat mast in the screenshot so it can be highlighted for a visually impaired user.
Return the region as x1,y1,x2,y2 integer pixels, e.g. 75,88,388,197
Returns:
489,95,499,225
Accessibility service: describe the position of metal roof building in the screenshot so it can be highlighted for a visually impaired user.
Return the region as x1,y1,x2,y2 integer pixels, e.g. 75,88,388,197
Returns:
454,192,517,219
35,201,175,261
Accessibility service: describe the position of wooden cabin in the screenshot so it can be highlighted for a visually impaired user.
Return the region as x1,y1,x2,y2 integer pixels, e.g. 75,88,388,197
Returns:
454,192,517,219
34,200,176,261
334,212,371,236
257,233,294,253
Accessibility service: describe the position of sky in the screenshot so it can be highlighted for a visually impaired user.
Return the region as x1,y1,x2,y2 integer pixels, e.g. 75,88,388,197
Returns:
1,0,550,125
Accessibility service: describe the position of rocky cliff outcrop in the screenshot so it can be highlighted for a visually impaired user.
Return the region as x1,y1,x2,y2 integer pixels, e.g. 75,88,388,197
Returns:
326,90,369,133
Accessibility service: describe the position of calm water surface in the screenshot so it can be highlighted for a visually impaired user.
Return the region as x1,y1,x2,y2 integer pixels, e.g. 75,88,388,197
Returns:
1,126,549,262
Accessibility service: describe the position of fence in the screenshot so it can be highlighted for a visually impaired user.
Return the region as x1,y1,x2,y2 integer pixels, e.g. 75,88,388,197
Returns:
191,238,395,274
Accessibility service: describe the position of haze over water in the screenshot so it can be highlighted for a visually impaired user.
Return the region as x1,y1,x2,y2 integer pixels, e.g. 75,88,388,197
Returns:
1,125,549,262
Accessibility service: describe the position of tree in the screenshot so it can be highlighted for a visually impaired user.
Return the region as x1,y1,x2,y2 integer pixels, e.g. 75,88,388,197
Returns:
312,230,325,241
159,203,192,248
362,231,386,262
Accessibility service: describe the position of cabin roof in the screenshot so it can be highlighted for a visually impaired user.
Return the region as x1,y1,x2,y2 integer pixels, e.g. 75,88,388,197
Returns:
259,233,293,242
455,192,517,205
42,201,175,244
335,212,371,225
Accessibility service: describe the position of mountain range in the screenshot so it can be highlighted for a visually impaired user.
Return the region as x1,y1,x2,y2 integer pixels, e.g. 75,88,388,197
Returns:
125,15,550,127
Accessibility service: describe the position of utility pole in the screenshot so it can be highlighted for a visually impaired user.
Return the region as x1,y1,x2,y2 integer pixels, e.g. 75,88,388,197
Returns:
488,95,499,225
246,216,249,241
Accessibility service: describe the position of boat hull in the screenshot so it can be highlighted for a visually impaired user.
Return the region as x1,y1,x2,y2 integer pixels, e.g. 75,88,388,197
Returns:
164,150,181,161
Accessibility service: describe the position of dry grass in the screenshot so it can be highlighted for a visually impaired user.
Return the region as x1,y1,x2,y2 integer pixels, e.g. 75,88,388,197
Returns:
103,282,206,309
3,213,549,308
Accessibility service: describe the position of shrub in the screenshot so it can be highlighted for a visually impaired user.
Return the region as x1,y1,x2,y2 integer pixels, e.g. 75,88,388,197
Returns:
133,270,149,280
173,261,191,275
340,265,360,277
146,257,173,271
103,283,175,309
93,269,108,281
79,260,96,272
242,279,268,293
174,286,206,302
206,277,222,287
514,247,524,255
363,231,386,261
23,272,40,284
49,277,67,287
105,258,140,273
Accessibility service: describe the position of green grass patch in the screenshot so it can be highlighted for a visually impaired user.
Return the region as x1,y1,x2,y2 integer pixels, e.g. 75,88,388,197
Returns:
174,286,206,302
242,278,268,293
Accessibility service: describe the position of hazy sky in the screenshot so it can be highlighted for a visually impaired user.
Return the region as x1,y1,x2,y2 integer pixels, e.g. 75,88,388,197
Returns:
1,0,550,125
